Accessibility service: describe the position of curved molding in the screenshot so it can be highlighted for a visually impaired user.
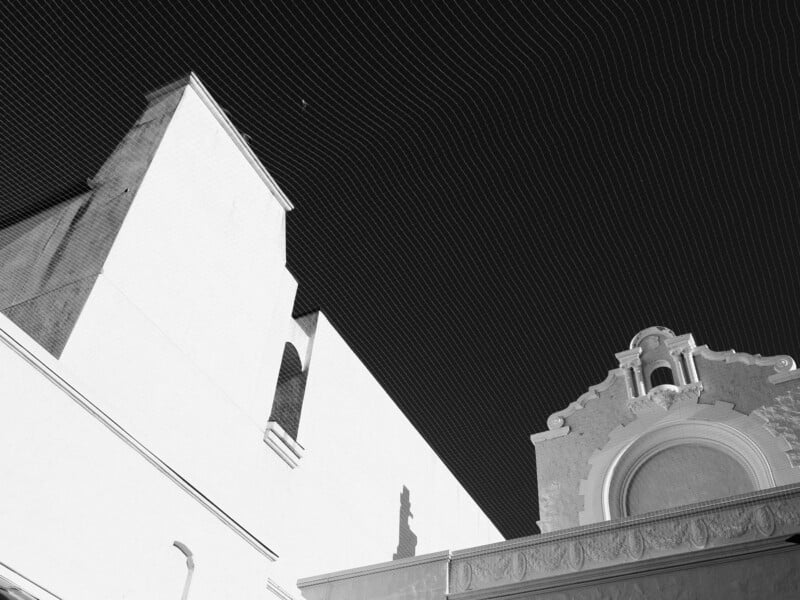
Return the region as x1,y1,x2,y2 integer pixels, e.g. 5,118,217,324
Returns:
579,399,796,526
694,345,797,383
544,370,621,432
605,422,774,520
629,326,676,350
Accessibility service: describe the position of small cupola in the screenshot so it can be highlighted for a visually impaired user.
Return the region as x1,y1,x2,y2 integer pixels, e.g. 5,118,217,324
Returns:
615,326,700,400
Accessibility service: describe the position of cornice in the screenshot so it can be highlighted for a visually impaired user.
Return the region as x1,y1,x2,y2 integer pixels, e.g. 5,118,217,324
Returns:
449,539,797,600
0,322,278,561
448,483,800,595
146,72,294,212
297,550,451,588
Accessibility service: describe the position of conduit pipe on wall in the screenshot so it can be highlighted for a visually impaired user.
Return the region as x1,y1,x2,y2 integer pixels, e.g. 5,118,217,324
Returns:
173,541,194,600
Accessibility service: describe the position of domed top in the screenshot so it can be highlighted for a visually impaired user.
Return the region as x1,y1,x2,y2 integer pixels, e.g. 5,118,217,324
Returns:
629,326,676,350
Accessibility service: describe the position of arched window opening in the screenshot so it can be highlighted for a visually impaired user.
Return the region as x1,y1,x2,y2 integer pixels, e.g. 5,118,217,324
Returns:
269,342,307,440
649,366,674,388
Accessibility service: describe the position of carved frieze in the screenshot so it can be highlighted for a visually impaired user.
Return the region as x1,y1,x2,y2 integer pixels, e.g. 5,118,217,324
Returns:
449,487,800,593
752,387,800,467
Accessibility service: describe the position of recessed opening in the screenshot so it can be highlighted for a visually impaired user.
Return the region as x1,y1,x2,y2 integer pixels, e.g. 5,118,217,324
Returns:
649,366,674,388
269,342,307,440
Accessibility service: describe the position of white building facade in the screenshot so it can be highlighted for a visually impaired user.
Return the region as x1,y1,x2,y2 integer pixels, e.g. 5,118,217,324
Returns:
0,74,501,600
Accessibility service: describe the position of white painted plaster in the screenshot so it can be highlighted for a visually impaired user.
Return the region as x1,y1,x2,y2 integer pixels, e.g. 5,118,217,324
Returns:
0,79,500,600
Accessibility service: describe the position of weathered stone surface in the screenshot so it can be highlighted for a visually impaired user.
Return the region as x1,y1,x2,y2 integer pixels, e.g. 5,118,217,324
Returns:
695,355,778,414
535,374,633,532
752,386,800,467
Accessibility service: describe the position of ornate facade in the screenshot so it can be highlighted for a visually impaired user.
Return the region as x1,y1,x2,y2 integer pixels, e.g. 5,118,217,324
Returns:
299,327,800,600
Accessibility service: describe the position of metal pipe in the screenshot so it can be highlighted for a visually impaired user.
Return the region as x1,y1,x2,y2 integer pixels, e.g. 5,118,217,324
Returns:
173,541,194,600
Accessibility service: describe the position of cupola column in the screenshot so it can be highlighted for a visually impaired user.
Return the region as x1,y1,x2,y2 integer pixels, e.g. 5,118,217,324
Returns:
616,348,646,398
665,334,699,385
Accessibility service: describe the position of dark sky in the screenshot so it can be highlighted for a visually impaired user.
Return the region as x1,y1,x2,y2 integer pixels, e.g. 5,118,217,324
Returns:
3,1,800,540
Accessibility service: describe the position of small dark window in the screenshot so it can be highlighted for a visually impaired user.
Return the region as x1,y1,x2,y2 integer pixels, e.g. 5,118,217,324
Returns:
649,366,674,388
269,342,307,440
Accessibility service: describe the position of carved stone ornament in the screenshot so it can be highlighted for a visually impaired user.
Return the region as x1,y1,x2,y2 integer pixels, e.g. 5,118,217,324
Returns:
449,486,800,593
510,552,527,581
688,518,708,549
754,505,776,536
451,561,472,593
566,541,585,571
752,387,800,467
625,529,644,560
626,382,703,414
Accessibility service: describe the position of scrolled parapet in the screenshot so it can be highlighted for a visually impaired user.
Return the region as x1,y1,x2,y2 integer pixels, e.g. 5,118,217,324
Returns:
541,370,622,433
694,345,798,384
449,485,800,594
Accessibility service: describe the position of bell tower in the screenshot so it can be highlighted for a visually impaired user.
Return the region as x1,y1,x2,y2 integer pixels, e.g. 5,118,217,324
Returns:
615,326,701,407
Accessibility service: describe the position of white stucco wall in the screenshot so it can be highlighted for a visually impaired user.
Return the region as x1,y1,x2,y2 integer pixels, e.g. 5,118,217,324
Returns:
0,319,270,600
0,79,500,600
267,313,502,588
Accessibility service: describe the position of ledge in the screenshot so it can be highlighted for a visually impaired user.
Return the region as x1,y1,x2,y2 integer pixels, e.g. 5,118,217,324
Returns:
264,420,304,468
297,550,451,588
266,578,298,600
448,482,800,594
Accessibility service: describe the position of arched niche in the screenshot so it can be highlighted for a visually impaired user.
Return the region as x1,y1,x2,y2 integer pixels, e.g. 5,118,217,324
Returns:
647,364,675,389
268,342,307,440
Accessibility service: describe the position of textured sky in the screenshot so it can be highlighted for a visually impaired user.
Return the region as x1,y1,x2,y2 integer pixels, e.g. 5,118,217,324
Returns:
3,1,800,539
